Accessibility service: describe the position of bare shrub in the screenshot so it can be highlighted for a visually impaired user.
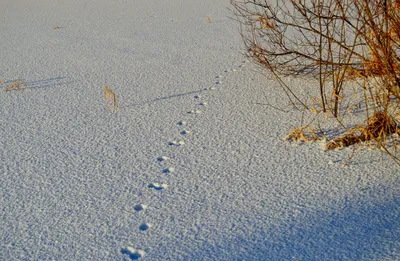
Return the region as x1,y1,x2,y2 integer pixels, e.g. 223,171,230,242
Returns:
231,0,400,156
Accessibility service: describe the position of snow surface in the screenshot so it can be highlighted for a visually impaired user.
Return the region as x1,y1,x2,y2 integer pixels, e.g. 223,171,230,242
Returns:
0,0,399,260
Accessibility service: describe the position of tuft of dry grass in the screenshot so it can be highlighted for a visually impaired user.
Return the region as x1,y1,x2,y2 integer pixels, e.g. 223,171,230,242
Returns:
206,16,211,23
285,126,321,143
325,112,398,150
104,85,118,112
3,79,28,91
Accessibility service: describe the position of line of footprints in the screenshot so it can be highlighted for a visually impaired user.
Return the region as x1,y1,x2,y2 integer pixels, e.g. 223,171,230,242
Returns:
122,60,248,260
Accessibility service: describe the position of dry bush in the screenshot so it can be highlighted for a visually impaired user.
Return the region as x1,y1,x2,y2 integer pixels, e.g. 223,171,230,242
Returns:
104,85,118,112
3,79,28,91
231,0,400,157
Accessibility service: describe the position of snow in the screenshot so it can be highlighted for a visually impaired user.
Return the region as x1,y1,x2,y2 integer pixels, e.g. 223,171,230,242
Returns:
0,0,399,260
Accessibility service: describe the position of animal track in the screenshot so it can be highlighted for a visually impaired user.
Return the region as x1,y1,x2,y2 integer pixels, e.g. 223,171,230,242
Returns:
157,156,169,162
148,183,168,190
133,204,148,212
168,140,185,146
187,110,202,114
121,247,146,260
180,130,190,135
163,167,175,174
224,68,238,73
139,223,152,231
130,60,247,258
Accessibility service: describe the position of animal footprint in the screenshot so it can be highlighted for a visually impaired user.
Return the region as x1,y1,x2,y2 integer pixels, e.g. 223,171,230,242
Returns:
133,204,148,212
157,156,169,162
121,247,146,260
180,130,190,135
187,110,202,114
139,223,152,231
148,183,168,190
163,167,175,174
168,140,185,146
177,121,186,126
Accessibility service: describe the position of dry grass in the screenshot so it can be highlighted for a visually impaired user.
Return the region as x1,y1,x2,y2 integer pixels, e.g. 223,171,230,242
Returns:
206,16,211,23
285,126,321,143
104,85,118,112
3,79,28,91
325,112,399,150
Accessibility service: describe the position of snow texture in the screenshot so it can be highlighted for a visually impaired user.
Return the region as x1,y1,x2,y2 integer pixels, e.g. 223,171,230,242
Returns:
0,0,399,260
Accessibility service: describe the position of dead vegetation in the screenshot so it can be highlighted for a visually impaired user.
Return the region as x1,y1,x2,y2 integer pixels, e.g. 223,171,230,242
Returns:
325,112,399,150
104,85,118,112
231,0,400,161
2,79,28,91
285,126,321,143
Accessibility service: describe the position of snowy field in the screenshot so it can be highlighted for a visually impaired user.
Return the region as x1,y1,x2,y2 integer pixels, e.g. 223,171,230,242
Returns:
0,0,399,260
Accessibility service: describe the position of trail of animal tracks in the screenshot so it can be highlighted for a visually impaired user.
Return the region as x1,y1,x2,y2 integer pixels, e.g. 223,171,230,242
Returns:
0,0,399,260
